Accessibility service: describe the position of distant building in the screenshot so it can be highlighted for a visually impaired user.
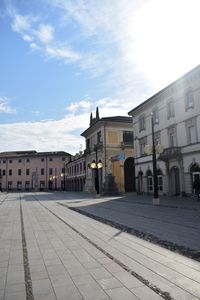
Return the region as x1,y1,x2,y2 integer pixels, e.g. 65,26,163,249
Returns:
65,151,86,192
128,65,200,196
81,108,135,193
0,150,71,191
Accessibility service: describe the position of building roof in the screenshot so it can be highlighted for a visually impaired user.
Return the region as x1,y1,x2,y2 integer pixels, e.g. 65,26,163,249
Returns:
0,150,72,158
128,64,200,116
81,116,132,137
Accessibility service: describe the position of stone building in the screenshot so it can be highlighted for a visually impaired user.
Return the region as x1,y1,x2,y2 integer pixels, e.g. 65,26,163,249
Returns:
0,150,71,191
65,152,86,192
128,64,200,196
81,108,135,194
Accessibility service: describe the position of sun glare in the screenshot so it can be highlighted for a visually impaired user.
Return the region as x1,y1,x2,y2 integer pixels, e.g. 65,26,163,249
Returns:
132,0,200,89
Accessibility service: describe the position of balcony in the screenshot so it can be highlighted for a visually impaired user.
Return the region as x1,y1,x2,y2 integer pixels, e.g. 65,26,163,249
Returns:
159,147,182,162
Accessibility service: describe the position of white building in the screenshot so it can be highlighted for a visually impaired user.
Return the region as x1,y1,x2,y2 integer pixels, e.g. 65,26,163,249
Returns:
128,65,200,196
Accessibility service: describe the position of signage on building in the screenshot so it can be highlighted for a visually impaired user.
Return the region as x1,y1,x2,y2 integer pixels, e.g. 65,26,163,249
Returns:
111,153,125,162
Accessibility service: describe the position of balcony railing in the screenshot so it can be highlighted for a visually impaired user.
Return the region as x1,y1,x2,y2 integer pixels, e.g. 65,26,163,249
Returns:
159,147,182,161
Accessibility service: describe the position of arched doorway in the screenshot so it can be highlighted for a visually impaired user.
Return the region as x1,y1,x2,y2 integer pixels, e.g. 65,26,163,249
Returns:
170,166,180,195
124,157,135,192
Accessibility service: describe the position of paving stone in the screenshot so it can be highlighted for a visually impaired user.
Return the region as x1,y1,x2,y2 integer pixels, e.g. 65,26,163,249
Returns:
54,284,83,300
4,290,26,300
77,281,108,299
32,278,54,295
97,277,123,290
131,285,163,300
50,273,74,287
72,274,96,285
114,272,144,289
106,287,138,300
89,267,113,280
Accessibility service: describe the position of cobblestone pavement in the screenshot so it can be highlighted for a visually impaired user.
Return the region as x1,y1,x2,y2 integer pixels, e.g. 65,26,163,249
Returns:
0,192,200,300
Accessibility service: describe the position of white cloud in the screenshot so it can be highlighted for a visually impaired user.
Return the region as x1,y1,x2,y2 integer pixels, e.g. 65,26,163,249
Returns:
66,99,91,113
0,96,16,114
45,45,81,61
11,12,32,33
35,24,54,44
9,10,81,63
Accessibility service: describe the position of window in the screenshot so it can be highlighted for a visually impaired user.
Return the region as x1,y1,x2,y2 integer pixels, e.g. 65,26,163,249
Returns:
9,169,12,176
139,115,146,132
97,131,102,143
41,158,44,162
139,137,147,156
80,163,82,172
146,170,153,192
152,108,159,124
185,89,194,110
123,131,133,144
188,126,197,144
167,100,175,119
61,168,65,174
18,169,22,176
26,169,30,176
154,131,161,145
3,160,6,164
41,168,45,175
18,159,22,163
2,170,5,176
26,159,30,163
168,127,177,147
49,157,53,162
49,168,53,175
157,169,163,191
9,159,12,163
83,162,86,171
62,157,66,161
186,118,197,144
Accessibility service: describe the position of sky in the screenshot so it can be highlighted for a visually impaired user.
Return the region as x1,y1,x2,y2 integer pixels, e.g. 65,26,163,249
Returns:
0,0,200,155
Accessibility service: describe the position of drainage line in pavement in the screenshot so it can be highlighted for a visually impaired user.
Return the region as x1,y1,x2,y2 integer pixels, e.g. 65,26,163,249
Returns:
19,196,34,300
69,206,200,262
37,200,174,300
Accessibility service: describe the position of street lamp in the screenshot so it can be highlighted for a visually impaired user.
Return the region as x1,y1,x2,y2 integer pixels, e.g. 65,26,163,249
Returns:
90,144,103,195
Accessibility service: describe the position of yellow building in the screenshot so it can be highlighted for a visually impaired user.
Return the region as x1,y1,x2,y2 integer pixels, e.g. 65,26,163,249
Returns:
81,108,135,194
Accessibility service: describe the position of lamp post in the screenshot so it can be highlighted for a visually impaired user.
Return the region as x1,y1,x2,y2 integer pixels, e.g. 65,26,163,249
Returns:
151,113,159,204
90,144,103,195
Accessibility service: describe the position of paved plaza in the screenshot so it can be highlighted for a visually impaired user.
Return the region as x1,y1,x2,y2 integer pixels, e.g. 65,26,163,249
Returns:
0,192,200,299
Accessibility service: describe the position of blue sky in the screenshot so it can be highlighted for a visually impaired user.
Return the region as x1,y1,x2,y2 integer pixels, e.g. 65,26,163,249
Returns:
1,0,200,154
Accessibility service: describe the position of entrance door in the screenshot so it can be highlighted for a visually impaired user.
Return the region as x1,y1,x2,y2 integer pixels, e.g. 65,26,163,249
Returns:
124,157,135,192
170,167,180,195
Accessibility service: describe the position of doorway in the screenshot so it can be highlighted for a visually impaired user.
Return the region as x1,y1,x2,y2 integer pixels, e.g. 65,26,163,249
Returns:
170,166,180,195
124,157,135,192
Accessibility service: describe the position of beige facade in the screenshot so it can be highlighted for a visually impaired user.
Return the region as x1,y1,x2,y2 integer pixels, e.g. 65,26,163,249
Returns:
128,64,200,196
81,110,135,193
0,151,71,191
